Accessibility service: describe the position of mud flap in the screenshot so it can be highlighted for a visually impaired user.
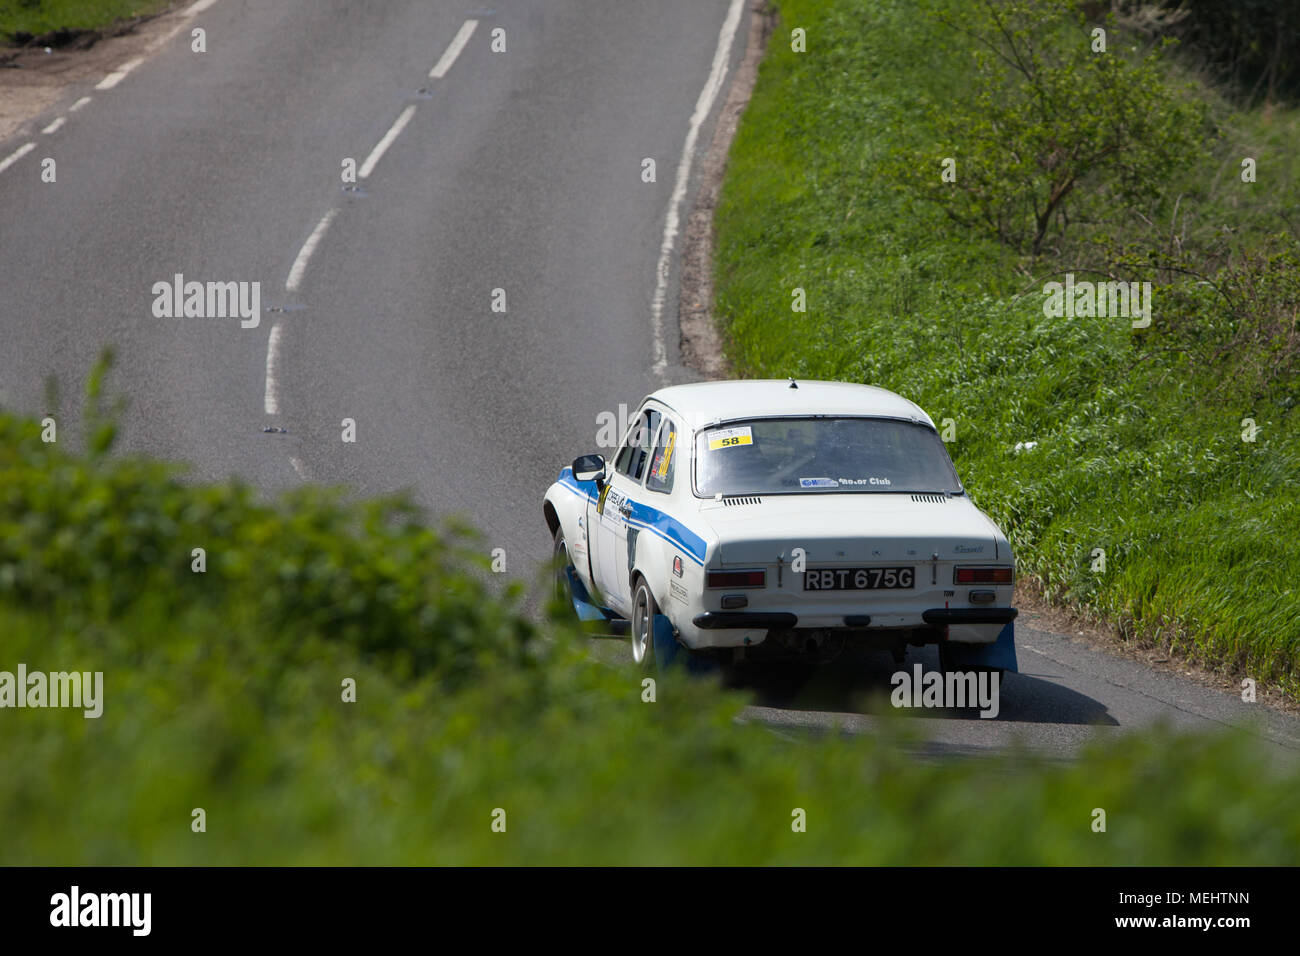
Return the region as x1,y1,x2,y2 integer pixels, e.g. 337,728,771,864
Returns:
940,620,1018,673
653,613,679,669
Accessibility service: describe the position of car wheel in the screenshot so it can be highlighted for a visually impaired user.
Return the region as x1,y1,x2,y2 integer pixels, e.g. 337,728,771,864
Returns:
553,528,574,612
631,576,657,669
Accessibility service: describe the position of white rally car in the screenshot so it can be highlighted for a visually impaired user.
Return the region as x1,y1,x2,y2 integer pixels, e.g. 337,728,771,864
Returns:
544,379,1017,672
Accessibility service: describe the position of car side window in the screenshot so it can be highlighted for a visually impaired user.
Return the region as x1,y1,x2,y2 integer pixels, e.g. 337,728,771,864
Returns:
644,418,678,494
615,409,660,482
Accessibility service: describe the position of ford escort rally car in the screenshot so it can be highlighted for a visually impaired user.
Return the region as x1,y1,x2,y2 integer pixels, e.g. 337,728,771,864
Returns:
543,379,1017,672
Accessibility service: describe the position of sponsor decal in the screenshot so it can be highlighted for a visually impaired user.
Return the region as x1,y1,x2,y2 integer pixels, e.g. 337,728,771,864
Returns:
601,487,626,520
799,477,838,488
669,581,689,604
672,555,683,578
821,476,891,486
656,430,677,479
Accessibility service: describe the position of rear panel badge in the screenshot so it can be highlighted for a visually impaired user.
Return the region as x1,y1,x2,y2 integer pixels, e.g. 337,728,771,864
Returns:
672,555,683,578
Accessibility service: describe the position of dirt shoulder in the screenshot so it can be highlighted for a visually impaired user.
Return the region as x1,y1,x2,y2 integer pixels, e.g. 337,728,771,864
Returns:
0,2,189,144
678,0,773,381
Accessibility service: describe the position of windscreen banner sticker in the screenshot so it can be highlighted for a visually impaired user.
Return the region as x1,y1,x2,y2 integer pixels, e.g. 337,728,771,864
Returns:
800,477,839,488
708,426,753,450
833,477,892,486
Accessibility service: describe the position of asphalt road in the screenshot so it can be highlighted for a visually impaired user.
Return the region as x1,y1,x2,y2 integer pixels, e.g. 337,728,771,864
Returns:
2,0,1297,765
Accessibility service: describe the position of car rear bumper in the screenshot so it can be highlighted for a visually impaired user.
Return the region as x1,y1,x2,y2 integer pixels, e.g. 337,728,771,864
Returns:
692,607,1016,629
683,607,1017,650
693,611,799,630
922,608,1018,626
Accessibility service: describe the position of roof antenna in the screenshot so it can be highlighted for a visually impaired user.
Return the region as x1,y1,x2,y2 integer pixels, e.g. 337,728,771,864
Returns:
788,377,798,389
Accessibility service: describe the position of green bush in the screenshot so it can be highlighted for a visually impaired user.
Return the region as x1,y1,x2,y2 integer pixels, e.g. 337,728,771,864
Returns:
0,398,534,688
894,0,1207,256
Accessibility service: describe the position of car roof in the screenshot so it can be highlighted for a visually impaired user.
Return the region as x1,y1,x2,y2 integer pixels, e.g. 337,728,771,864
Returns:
648,379,936,431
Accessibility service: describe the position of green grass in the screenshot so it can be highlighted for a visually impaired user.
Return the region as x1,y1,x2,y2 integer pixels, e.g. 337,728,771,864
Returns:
714,0,1300,693
0,0,169,42
1,401,1298,864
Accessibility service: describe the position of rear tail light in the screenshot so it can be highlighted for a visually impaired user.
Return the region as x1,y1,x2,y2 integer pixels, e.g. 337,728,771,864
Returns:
706,569,766,588
954,566,1013,584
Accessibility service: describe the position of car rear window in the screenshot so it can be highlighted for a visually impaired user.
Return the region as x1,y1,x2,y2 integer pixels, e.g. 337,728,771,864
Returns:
693,417,961,496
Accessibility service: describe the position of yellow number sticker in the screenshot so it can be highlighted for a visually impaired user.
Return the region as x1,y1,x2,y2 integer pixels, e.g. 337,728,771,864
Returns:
708,426,753,450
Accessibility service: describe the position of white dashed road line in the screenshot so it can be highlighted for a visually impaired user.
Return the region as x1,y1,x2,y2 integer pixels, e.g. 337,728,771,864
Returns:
69,96,92,113
95,57,143,90
42,117,66,135
358,104,417,180
185,0,220,14
649,0,745,380
0,142,36,175
285,209,338,293
263,16,479,430
268,208,338,415
429,19,478,79
264,324,285,416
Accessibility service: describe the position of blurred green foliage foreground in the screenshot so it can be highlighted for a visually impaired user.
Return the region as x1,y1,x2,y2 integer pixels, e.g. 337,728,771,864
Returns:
0,395,1297,865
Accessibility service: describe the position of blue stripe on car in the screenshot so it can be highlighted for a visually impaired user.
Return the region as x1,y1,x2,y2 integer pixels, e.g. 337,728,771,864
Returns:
557,469,706,565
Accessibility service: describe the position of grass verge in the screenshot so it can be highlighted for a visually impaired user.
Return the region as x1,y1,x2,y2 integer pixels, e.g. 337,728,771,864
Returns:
713,0,1300,695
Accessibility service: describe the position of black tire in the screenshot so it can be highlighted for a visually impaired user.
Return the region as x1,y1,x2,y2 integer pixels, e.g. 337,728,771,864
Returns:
553,528,575,613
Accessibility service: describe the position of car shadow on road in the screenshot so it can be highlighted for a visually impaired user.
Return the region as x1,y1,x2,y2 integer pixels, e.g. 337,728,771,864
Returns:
718,645,1119,726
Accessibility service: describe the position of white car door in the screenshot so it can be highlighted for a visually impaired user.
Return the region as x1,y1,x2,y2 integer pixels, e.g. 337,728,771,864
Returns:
593,406,660,615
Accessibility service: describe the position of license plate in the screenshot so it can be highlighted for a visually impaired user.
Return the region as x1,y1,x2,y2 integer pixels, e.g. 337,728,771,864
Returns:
803,567,915,590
